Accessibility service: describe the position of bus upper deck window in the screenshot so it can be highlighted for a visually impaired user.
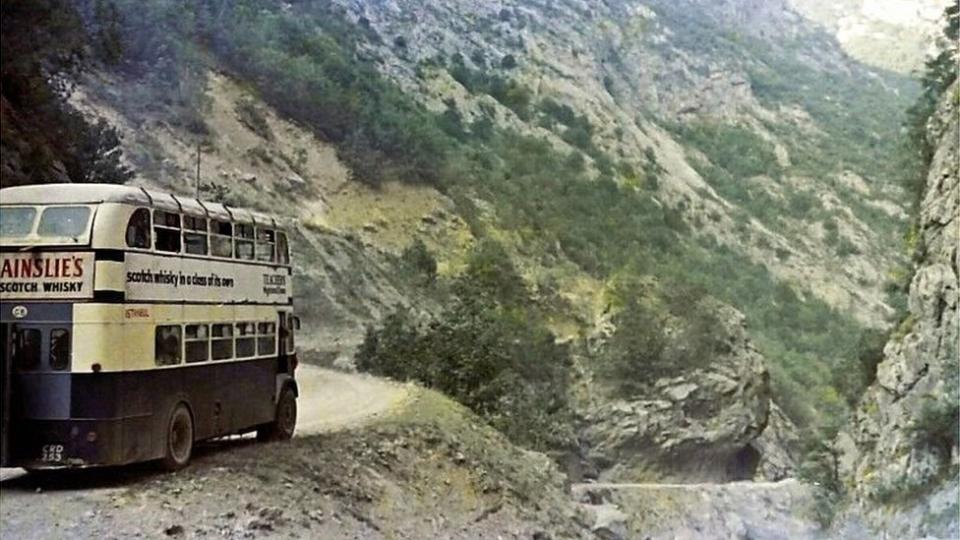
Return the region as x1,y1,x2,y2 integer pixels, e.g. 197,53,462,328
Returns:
185,324,209,363
125,208,151,248
235,224,255,260
256,229,275,262
276,232,290,265
50,329,71,371
0,207,37,237
183,215,208,255
37,206,90,238
154,211,182,253
155,325,182,366
13,328,41,371
211,220,233,257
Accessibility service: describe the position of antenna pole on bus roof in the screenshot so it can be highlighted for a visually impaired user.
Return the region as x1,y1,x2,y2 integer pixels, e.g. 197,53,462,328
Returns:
195,144,201,199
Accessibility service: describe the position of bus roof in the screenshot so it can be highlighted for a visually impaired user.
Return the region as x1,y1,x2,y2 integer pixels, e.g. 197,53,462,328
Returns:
0,184,282,228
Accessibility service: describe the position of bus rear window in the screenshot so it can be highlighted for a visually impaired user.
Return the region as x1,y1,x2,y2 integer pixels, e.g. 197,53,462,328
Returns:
37,206,91,238
50,329,71,371
13,328,41,371
0,207,37,237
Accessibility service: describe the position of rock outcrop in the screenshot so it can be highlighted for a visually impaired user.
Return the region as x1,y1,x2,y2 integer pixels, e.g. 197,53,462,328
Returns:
584,305,775,482
575,479,822,540
837,81,959,537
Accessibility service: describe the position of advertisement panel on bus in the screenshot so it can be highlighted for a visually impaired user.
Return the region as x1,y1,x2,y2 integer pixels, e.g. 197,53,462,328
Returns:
124,253,290,303
0,252,95,300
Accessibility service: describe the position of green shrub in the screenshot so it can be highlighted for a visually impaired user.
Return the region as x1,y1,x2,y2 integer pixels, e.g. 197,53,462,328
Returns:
449,58,532,119
235,98,273,140
672,122,780,179
831,329,886,407
357,240,574,451
400,238,438,285
598,298,669,397
910,356,960,452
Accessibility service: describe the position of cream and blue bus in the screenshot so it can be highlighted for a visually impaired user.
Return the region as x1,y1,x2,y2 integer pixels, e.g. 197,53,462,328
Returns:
0,184,299,471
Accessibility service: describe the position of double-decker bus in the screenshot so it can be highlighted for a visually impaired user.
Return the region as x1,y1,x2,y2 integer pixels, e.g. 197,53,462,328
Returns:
0,184,299,471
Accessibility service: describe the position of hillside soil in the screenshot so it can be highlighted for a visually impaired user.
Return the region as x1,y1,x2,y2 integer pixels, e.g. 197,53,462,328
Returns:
0,366,587,540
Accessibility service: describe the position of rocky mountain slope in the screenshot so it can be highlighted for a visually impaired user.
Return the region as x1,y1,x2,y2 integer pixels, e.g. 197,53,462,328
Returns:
71,72,453,359
834,80,958,539
333,0,912,329
1,1,952,537
56,0,928,438
45,0,935,472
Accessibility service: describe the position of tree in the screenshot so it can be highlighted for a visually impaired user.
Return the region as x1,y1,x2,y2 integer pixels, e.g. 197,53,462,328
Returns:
599,298,669,397
0,0,131,187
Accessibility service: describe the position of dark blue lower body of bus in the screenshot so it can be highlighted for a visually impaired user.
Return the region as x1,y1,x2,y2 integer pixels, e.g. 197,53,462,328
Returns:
3,358,287,469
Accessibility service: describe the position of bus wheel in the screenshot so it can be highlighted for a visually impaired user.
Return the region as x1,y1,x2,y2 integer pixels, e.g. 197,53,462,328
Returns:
257,387,297,442
161,403,193,471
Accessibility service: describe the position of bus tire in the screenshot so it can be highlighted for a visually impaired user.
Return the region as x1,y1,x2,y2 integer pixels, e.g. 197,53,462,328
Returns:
160,403,193,471
257,386,297,442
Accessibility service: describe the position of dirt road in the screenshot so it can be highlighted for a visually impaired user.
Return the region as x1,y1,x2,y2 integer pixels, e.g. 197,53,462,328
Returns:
293,365,411,435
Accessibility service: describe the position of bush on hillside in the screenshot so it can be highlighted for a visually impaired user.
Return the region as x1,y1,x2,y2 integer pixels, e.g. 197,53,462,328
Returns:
400,238,438,285
357,240,574,451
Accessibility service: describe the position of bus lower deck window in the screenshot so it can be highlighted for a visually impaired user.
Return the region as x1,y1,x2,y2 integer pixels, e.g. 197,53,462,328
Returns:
49,328,71,371
212,324,233,360
155,325,182,366
236,323,256,358
185,324,210,363
257,322,276,356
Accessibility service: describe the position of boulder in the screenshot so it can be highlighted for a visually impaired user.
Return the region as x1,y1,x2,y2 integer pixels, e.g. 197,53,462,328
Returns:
587,504,628,540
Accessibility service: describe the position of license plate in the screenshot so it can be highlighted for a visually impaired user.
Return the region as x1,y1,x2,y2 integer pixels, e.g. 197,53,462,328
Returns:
40,444,65,463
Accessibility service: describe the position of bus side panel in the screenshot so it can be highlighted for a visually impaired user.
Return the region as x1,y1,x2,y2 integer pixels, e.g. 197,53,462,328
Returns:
71,372,150,465
218,358,277,435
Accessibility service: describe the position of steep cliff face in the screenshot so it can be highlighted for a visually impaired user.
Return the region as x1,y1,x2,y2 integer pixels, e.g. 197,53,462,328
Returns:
837,81,958,538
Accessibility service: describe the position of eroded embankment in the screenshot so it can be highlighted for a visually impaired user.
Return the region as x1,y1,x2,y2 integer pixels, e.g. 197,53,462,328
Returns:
0,367,587,539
